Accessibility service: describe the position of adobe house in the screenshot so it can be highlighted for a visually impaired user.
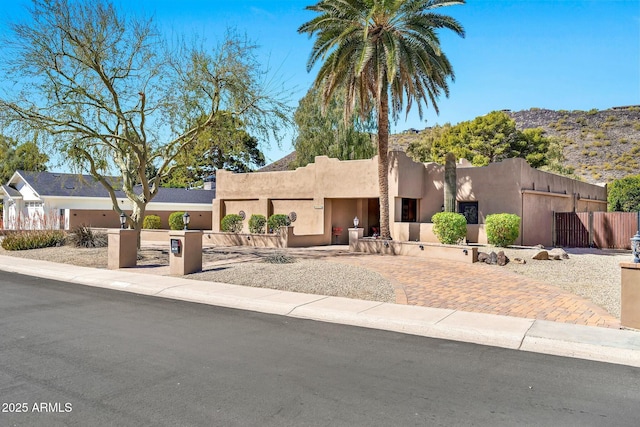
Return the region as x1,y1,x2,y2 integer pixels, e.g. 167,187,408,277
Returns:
1,170,215,230
212,151,607,247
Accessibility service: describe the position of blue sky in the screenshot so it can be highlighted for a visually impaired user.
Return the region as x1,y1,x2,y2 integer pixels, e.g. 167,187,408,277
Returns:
3,0,639,164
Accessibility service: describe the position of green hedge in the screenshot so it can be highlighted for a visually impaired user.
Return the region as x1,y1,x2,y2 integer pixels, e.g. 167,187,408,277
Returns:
267,214,290,233
221,214,243,233
431,212,467,244
169,211,185,230
248,214,266,234
143,215,162,229
485,213,520,247
1,230,66,251
608,175,640,212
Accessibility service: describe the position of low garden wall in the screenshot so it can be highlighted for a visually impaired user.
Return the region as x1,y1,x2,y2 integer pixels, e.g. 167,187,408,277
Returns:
140,226,329,248
351,238,478,263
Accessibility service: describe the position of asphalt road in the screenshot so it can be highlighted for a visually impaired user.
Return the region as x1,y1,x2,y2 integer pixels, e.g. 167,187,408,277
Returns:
1,271,639,427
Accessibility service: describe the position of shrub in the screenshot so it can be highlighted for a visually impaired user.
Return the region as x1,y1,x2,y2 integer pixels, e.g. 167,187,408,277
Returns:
608,175,640,212
143,215,161,229
169,211,185,230
485,213,521,247
221,214,243,233
1,229,66,251
264,252,295,264
431,212,467,244
70,225,107,248
248,214,267,234
267,214,290,233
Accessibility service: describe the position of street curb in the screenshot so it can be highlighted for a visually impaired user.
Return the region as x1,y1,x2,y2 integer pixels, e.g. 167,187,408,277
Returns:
1,255,639,368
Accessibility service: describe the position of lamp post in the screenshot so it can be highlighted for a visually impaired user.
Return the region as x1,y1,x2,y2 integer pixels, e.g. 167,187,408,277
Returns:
632,212,640,263
353,216,359,228
119,212,126,229
183,212,190,230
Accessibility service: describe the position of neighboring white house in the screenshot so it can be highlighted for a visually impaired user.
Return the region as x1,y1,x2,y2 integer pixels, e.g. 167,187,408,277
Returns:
1,170,216,230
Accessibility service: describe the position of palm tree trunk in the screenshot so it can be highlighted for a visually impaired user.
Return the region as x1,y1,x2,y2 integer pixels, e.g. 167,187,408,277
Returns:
377,89,391,240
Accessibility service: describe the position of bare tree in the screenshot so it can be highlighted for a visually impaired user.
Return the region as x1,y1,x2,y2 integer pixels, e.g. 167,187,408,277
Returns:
0,0,290,241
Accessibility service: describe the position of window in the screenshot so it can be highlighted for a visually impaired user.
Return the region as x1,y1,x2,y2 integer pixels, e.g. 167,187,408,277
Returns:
401,198,417,222
458,201,478,224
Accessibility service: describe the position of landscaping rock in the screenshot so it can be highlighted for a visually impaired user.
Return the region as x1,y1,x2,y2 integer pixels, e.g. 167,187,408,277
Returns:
532,250,549,260
497,251,509,266
489,251,498,265
513,257,526,264
478,252,489,263
549,248,569,260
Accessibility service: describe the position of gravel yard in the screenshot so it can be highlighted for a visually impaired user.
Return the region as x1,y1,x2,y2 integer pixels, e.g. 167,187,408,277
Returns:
0,242,629,318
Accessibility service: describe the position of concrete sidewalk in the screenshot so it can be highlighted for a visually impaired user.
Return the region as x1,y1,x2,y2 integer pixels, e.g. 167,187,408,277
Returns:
1,254,639,368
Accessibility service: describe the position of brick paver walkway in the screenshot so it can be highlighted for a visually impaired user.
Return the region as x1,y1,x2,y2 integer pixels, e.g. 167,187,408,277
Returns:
331,254,621,329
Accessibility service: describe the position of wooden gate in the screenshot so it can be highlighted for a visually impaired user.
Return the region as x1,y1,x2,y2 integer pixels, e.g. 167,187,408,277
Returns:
554,212,639,249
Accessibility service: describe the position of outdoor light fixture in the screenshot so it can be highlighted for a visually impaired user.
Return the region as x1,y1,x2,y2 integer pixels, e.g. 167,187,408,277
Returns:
183,212,190,230
353,216,359,228
632,212,640,263
119,212,126,229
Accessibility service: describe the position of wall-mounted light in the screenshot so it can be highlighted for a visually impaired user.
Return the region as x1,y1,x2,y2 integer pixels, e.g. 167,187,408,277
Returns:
119,212,126,229
353,216,359,228
463,249,468,256
419,245,424,250
183,212,190,230
383,241,389,248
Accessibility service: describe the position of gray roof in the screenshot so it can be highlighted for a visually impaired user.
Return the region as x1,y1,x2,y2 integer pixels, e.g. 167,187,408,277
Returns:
1,184,22,198
14,170,215,204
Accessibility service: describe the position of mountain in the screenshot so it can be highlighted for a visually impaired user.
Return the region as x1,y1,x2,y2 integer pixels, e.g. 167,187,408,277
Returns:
391,106,640,184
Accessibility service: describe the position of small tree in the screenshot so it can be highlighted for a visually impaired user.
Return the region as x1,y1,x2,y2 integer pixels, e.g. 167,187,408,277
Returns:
248,214,267,234
608,175,640,212
485,214,520,247
143,215,162,229
0,0,290,247
169,212,185,231
221,214,243,233
431,212,467,244
267,214,290,233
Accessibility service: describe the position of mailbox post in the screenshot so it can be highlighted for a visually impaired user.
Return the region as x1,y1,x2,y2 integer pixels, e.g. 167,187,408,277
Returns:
107,229,138,269
168,230,203,275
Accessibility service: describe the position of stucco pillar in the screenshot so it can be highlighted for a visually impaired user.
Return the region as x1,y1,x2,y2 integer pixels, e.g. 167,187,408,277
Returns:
107,229,138,269
169,230,203,275
349,227,363,251
620,262,640,329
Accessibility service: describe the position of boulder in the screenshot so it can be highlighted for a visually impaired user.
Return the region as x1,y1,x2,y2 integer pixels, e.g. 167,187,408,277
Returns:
489,251,498,265
513,257,526,264
497,251,509,266
548,248,569,260
478,252,489,263
532,250,549,260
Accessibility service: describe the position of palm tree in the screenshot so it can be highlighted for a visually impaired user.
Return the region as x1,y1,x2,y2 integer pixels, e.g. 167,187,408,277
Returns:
299,0,465,239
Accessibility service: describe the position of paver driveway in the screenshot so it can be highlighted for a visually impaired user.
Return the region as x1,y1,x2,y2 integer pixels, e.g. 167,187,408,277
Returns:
331,254,620,329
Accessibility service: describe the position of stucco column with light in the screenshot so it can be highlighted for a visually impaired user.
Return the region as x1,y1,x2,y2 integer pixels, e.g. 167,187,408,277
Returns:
620,262,640,329
169,230,203,275
107,229,138,269
349,227,363,251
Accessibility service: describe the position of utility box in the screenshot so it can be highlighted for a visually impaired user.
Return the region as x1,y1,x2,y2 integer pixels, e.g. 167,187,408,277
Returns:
107,229,138,269
169,230,203,275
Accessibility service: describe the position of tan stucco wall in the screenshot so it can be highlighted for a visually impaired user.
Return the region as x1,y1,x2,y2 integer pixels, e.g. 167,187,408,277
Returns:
271,199,322,235
212,152,607,247
69,209,212,230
